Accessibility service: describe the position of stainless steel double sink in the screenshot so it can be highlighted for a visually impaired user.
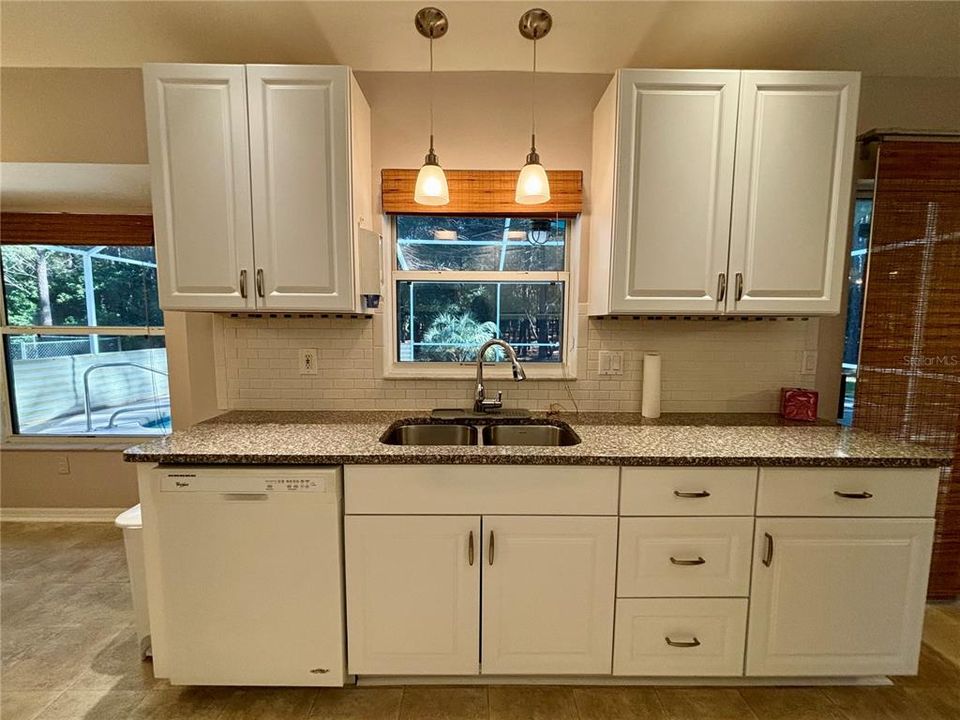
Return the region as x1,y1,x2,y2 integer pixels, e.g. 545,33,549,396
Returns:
381,420,580,447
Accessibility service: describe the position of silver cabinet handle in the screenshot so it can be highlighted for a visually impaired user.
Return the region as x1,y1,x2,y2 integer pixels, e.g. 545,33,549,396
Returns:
468,531,475,566
834,490,874,499
488,530,495,566
674,490,711,499
762,532,774,567
240,269,248,298
670,556,706,566
717,272,727,302
256,268,265,298
735,272,744,301
665,636,701,648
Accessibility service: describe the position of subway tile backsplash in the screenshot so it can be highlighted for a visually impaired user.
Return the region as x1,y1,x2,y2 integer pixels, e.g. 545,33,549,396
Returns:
214,313,819,414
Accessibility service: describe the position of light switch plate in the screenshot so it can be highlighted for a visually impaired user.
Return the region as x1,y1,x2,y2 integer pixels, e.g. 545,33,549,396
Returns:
299,348,319,375
801,350,818,374
598,350,624,376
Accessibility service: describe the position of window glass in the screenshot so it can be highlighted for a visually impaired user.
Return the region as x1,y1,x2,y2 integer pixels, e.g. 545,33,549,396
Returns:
4,334,169,435
396,216,566,272
396,281,563,363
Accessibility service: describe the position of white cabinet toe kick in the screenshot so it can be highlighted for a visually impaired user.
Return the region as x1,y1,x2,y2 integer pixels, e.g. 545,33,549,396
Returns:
139,463,940,686
343,464,939,682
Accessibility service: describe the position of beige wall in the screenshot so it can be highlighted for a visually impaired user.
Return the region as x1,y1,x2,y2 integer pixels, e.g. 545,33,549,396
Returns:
0,450,138,509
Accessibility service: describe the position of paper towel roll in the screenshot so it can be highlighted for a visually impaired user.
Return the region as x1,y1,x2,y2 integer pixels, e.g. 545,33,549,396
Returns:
642,352,661,418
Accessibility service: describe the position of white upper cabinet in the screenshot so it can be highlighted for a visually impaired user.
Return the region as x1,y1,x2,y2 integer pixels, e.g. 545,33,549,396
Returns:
144,63,372,312
728,72,860,314
589,69,860,316
593,70,740,315
143,64,255,310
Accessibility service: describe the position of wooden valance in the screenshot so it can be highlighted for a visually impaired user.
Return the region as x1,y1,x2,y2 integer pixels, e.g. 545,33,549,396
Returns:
381,169,583,216
0,213,154,246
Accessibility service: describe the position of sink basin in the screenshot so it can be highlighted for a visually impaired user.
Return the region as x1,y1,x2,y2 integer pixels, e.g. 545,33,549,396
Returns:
381,423,478,446
481,423,580,447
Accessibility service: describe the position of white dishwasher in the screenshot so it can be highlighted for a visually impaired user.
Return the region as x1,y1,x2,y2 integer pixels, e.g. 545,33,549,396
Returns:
152,466,345,686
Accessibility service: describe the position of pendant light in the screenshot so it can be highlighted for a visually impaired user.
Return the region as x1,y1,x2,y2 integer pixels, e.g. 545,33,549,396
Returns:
414,7,450,206
515,8,552,205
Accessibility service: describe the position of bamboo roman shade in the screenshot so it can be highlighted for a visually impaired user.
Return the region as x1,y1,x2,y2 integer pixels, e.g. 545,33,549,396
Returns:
0,213,154,246
381,169,583,216
853,140,960,598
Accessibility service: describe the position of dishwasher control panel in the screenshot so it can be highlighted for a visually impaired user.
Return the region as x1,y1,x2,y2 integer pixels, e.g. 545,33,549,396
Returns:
159,471,333,494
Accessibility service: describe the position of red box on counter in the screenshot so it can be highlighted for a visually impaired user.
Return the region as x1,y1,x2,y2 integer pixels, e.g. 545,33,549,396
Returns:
780,387,818,421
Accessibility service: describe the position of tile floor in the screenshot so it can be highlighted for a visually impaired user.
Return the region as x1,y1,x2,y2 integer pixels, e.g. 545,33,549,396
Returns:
2,522,959,720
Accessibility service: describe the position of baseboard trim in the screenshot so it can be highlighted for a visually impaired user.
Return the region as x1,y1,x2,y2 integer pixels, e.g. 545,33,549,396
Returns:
356,675,893,687
0,507,126,523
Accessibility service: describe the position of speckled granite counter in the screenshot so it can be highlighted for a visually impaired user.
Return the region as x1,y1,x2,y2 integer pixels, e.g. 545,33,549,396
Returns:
123,411,951,468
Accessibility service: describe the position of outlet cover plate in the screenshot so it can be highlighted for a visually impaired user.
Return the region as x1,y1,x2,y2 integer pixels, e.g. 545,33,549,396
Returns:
299,348,319,375
598,350,624,376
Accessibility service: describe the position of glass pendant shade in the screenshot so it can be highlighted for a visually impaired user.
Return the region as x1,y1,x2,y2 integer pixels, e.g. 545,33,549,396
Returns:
414,160,449,206
515,159,551,205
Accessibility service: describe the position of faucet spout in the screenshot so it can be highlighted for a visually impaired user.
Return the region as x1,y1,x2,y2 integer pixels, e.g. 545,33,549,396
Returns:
474,339,526,413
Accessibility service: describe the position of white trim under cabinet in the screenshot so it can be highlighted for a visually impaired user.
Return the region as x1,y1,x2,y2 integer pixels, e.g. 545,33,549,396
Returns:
481,516,617,675
345,515,481,675
144,63,373,313
614,598,748,676
746,518,934,677
143,64,256,310
728,71,860,314
588,68,860,316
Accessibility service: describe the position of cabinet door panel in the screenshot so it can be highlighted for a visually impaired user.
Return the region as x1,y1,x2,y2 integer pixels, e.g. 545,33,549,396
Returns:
729,71,859,314
345,515,480,675
143,64,255,310
482,516,617,675
747,518,933,676
247,65,355,311
611,69,739,314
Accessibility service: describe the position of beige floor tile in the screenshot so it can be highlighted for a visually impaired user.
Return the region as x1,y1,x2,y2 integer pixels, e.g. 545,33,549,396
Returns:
822,686,941,720
33,690,146,720
488,686,578,720
0,691,60,720
891,644,960,689
573,686,664,719
129,686,236,719
922,607,960,667
399,687,486,720
67,628,167,691
655,688,758,720
1,624,121,691
218,687,318,719
739,688,845,720
310,687,402,720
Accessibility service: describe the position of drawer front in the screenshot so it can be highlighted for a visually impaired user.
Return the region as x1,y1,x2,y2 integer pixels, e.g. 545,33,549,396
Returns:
613,598,747,676
620,467,757,516
757,468,941,518
617,517,754,597
345,465,619,515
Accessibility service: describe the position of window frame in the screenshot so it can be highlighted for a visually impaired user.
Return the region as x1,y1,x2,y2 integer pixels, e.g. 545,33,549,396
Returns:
0,242,167,446
381,214,580,381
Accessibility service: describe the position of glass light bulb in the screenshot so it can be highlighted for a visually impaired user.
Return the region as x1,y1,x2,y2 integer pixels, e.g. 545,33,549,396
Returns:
414,163,449,206
515,162,551,205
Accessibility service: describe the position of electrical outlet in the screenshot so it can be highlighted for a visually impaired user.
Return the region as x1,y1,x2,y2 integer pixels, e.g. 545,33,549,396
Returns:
56,455,71,475
298,348,319,375
801,350,818,374
598,350,624,376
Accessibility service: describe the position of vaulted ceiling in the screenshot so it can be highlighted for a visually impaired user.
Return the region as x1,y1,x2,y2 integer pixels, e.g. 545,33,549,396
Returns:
2,1,958,77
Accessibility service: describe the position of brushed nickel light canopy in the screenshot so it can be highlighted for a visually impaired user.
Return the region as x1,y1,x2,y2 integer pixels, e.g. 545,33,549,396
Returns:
414,7,450,206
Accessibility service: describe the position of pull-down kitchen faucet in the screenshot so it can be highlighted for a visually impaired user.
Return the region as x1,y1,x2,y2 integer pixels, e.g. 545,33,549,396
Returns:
474,339,527,413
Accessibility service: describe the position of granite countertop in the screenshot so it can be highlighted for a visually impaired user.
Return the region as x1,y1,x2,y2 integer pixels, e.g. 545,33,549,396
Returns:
123,411,952,468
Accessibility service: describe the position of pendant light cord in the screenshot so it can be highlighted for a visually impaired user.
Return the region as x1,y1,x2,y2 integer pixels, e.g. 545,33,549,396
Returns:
531,38,537,148
429,35,435,151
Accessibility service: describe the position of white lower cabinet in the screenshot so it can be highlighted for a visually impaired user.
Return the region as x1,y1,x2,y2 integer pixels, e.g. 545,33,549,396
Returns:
614,598,748,676
345,515,480,675
746,518,935,677
481,516,618,675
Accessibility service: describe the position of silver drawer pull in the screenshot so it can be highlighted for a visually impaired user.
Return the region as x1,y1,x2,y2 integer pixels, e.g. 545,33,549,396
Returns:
674,490,711,498
665,636,701,648
670,556,706,566
834,490,874,499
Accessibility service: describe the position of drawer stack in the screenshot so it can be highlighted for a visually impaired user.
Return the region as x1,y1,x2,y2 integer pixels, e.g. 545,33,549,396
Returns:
614,467,758,676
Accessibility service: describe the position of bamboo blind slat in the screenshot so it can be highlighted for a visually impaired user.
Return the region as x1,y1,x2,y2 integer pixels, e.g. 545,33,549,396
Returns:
0,213,154,246
381,169,583,216
853,140,960,599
